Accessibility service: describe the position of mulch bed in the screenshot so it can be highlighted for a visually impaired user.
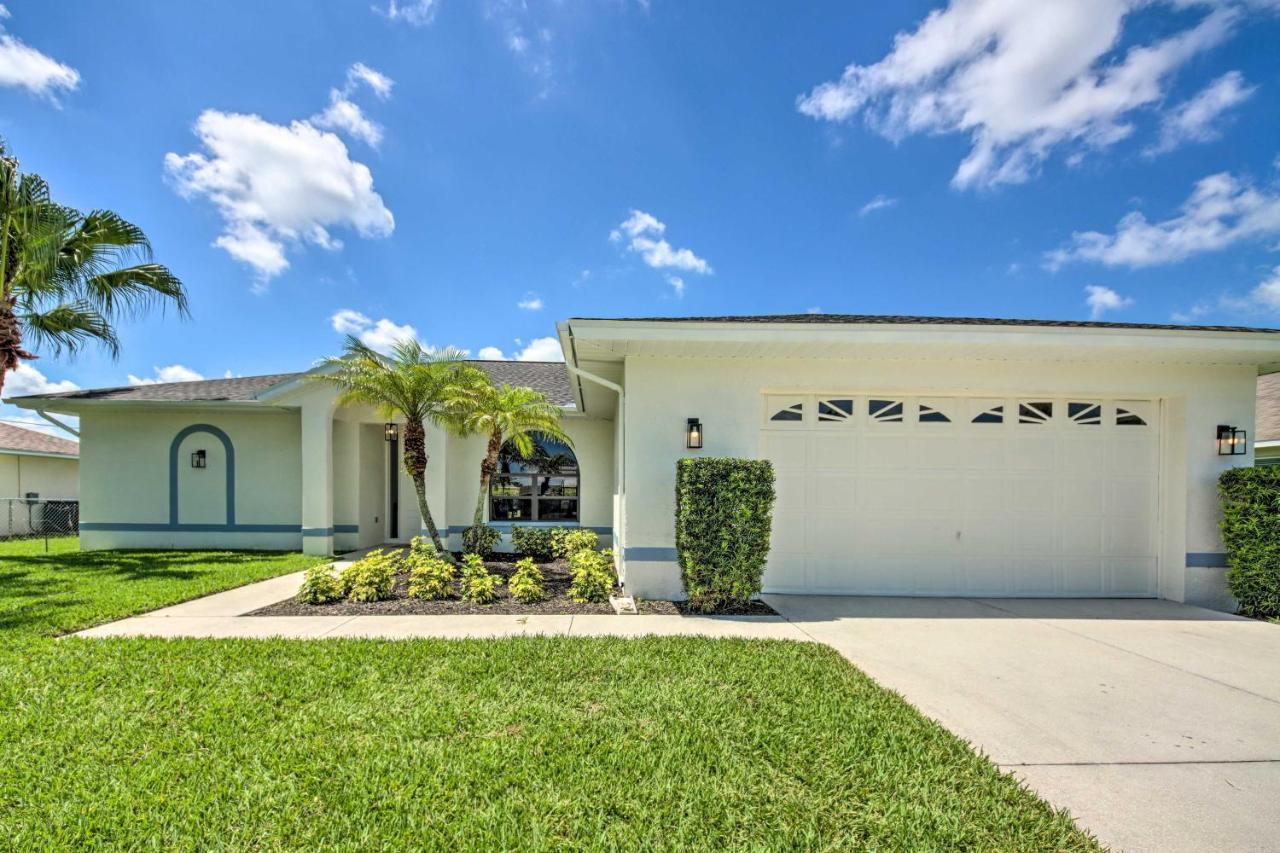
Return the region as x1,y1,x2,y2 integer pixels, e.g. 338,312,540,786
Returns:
248,553,778,618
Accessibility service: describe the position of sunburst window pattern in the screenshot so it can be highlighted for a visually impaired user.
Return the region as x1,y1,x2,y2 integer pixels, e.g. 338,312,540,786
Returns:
1068,402,1102,425
817,398,854,422
1018,401,1053,424
868,399,904,423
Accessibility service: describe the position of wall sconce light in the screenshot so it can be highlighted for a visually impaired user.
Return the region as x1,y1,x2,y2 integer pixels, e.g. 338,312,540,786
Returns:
384,422,399,442
191,449,207,469
686,417,703,450
1217,425,1246,456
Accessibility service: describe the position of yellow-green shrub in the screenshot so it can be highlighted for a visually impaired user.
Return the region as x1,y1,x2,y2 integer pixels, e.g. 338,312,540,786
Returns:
459,553,499,604
555,528,599,559
298,563,343,604
339,549,399,602
568,548,615,603
509,557,545,603
406,548,456,600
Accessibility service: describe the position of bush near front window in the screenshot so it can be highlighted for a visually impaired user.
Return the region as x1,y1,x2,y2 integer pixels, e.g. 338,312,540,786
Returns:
675,458,776,612
462,524,501,558
510,525,567,560
1220,466,1280,618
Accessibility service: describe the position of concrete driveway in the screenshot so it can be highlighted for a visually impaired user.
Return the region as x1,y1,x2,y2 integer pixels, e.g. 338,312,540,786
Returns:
763,596,1280,853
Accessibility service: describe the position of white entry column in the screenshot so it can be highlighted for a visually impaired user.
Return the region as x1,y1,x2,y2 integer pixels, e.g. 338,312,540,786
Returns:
301,397,335,556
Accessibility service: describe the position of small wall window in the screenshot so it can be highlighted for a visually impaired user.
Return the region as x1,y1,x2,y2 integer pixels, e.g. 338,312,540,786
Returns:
817,398,854,423
1068,402,1102,425
1018,401,1053,424
868,399,904,423
490,436,579,522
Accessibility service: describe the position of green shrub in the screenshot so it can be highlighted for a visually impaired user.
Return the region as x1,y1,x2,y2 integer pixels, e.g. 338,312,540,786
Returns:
406,548,456,600
462,524,501,558
339,549,399,602
459,553,500,604
297,563,344,605
555,528,599,559
509,557,546,603
568,548,615,603
675,458,776,613
1220,466,1280,618
511,525,564,560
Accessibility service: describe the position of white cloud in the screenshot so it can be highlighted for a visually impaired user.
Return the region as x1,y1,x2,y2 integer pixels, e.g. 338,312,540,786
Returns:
5,362,78,396
1046,167,1280,269
476,346,506,360
127,364,205,386
346,62,394,99
1084,285,1133,319
1146,70,1256,156
611,209,712,279
330,309,419,353
0,8,80,99
517,293,543,311
858,194,898,216
479,337,565,362
378,0,439,26
313,63,395,148
166,109,394,282
797,1,1241,189
666,275,685,298
1248,266,1280,312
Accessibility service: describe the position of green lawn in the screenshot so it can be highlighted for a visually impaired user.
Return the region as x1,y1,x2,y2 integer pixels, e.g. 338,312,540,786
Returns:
0,539,1098,851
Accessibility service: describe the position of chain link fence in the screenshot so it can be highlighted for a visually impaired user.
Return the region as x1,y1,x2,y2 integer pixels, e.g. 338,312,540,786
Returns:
0,498,79,544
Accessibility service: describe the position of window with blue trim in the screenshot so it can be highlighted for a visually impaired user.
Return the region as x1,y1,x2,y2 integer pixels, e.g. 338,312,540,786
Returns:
490,436,579,522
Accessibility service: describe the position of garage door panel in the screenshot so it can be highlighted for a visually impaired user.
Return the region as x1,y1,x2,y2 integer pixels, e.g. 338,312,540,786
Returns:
761,394,1159,598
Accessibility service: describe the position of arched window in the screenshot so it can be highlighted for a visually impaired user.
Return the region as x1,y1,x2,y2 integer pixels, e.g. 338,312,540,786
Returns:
489,436,579,522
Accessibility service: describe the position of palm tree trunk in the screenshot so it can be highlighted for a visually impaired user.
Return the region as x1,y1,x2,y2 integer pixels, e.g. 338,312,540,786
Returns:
0,301,35,400
472,429,503,529
402,418,448,556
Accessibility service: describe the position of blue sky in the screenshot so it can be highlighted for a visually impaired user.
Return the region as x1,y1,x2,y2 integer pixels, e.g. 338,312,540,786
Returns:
2,0,1280,429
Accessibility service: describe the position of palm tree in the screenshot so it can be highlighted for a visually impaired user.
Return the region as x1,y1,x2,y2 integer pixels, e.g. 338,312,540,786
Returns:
0,143,187,396
450,382,572,530
316,336,490,556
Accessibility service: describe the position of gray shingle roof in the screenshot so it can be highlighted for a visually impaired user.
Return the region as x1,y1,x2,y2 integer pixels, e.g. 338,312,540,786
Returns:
0,422,79,456
571,314,1280,334
6,362,573,407
1258,374,1280,442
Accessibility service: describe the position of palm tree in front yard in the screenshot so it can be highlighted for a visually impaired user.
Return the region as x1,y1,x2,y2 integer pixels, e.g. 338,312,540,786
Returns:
316,336,490,556
451,382,571,531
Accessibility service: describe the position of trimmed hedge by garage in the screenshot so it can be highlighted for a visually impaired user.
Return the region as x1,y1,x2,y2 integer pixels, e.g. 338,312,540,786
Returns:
1219,466,1280,618
675,457,776,612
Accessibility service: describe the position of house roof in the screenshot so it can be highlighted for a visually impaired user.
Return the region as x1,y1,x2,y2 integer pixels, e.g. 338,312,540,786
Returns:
5,361,574,407
571,314,1280,334
0,422,79,457
1258,374,1280,442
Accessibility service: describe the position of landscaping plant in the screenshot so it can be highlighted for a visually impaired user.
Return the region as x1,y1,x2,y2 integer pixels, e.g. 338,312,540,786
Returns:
568,548,615,603
406,542,456,600
339,549,400,602
459,553,500,604
508,557,546,603
555,528,599,559
675,458,776,613
1219,466,1280,618
297,563,344,605
511,525,565,560
461,524,501,558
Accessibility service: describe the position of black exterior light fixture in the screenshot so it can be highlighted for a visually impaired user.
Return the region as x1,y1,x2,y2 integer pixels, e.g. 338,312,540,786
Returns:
1217,424,1247,456
384,422,399,442
191,449,207,469
686,417,703,450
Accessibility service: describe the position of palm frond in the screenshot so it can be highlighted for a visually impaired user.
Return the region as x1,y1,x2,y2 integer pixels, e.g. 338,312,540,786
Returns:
18,302,120,358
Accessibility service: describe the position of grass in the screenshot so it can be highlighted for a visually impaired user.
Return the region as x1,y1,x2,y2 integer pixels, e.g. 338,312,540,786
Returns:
0,539,1098,851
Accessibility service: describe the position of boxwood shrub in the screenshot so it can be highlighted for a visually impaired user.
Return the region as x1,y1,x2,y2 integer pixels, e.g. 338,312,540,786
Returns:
675,457,776,612
1220,466,1280,618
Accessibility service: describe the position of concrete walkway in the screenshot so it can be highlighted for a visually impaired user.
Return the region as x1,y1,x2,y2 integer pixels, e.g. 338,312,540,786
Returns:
764,594,1280,853
75,570,811,642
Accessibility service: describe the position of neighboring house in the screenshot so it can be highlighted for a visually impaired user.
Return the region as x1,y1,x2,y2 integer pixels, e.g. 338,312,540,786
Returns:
0,422,79,501
8,314,1280,611
1255,373,1280,466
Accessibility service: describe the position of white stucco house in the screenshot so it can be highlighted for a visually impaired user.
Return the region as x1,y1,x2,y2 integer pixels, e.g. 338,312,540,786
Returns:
0,422,79,502
9,314,1280,610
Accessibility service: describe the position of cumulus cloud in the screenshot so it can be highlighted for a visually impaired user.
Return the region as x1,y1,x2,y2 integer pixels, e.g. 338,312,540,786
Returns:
127,365,205,386
0,7,79,100
476,346,506,360
517,293,543,311
611,210,712,286
312,62,394,147
166,107,394,283
1046,167,1280,269
331,309,419,353
797,0,1242,189
1146,70,1255,156
5,362,78,396
858,194,898,216
1248,266,1280,312
1084,285,1134,319
378,0,440,26
478,337,564,362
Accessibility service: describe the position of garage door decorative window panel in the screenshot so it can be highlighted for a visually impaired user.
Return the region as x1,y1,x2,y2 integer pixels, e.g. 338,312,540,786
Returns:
760,393,1160,598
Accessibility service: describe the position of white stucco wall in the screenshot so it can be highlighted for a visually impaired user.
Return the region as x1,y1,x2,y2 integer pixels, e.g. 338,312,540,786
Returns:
0,453,78,500
619,355,1257,603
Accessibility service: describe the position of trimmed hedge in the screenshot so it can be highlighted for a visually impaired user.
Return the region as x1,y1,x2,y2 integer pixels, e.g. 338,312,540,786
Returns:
1220,466,1280,618
675,458,776,612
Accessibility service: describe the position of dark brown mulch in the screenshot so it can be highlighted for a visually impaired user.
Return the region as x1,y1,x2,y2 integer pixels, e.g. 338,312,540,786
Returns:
247,553,778,618
672,599,778,616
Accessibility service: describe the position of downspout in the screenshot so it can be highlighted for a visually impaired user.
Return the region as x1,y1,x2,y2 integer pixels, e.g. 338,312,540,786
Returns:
37,410,79,438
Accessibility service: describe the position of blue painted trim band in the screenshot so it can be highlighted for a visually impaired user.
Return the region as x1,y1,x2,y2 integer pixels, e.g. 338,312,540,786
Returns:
169,424,235,526
302,527,334,538
1186,552,1228,567
625,546,678,561
334,524,359,534
82,522,299,533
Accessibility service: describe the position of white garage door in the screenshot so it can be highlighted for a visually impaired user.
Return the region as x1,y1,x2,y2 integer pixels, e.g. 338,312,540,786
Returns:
762,394,1160,597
